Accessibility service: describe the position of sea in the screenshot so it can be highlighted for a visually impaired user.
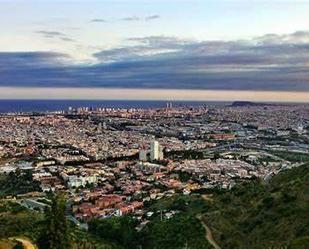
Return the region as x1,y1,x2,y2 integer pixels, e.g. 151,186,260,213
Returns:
0,100,230,113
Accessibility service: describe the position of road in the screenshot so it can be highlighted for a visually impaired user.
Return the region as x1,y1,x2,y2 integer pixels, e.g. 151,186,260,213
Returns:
10,238,36,249
67,215,89,230
196,215,221,249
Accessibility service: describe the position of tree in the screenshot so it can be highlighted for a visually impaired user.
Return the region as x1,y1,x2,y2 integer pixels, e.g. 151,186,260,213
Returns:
140,214,210,249
88,216,138,248
38,193,71,249
74,241,97,249
213,152,220,160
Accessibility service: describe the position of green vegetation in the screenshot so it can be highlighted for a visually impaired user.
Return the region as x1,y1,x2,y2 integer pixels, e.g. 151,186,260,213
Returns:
0,164,308,249
205,164,309,249
138,194,212,249
88,216,138,249
38,194,121,249
87,194,212,249
71,229,120,249
0,201,43,239
166,150,205,160
0,196,118,249
140,214,211,249
175,171,192,182
148,194,210,214
37,194,71,249
270,150,309,163
0,169,41,197
140,164,309,249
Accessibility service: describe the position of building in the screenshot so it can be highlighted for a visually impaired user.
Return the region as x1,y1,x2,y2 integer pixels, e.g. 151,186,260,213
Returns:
150,140,164,161
159,146,164,160
36,160,56,167
66,175,98,188
139,150,147,161
150,141,159,161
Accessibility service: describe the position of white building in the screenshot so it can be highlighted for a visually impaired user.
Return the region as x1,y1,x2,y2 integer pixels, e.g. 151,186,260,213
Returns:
150,141,164,161
150,141,159,161
66,175,98,188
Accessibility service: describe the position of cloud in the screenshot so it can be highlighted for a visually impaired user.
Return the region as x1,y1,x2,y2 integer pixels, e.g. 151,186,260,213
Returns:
90,18,106,23
35,30,66,38
94,46,179,62
127,36,194,47
0,52,70,69
60,37,76,42
2,31,309,92
35,30,75,42
121,16,140,21
145,15,160,21
94,36,195,62
120,15,160,22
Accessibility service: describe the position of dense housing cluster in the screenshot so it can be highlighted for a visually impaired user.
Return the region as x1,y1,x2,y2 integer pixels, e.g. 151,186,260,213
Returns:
0,102,308,228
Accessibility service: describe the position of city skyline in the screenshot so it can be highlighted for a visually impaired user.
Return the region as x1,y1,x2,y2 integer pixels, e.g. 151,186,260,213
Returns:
1,0,309,101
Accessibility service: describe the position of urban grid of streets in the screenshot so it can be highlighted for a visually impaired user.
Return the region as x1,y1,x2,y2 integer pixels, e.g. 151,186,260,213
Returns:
0,103,309,229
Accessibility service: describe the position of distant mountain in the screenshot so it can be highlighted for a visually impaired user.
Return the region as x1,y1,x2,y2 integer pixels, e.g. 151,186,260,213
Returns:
230,101,267,107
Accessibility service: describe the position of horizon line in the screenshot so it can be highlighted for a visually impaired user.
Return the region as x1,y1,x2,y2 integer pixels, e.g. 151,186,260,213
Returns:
0,87,309,103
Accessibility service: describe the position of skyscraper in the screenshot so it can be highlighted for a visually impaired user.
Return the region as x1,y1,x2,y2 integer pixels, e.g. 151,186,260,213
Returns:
150,141,159,161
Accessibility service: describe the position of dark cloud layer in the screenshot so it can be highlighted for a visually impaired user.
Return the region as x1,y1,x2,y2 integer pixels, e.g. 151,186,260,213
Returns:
1,31,309,91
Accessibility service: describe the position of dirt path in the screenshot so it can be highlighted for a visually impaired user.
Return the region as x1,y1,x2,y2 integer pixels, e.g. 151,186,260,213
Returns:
196,215,221,249
10,238,36,249
201,194,214,202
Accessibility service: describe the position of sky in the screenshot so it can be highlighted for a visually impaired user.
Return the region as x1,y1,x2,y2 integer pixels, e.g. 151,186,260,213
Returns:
1,0,309,101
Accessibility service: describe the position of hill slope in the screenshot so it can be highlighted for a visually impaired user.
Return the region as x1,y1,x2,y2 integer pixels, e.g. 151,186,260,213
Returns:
0,164,308,249
204,164,309,249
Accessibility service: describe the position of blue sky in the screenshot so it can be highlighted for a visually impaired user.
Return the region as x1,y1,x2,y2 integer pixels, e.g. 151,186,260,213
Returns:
1,0,309,99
